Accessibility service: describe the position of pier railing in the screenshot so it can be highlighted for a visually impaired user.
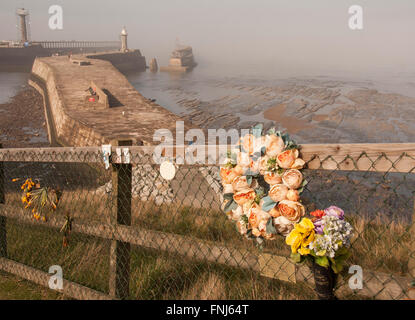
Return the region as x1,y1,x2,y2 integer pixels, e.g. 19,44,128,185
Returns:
34,40,121,49
0,143,414,300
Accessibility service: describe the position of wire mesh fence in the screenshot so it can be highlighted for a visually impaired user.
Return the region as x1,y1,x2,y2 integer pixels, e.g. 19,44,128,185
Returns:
0,143,414,300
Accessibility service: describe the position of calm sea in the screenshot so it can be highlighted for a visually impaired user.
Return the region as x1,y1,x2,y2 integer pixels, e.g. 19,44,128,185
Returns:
0,72,28,104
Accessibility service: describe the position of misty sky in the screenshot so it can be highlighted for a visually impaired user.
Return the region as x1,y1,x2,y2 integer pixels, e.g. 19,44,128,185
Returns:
1,0,414,77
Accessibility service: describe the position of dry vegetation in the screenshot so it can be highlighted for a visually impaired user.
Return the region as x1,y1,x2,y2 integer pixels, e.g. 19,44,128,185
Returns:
2,182,412,299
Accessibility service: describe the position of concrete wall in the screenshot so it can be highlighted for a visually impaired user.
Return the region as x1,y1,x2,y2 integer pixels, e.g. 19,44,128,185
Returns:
87,50,146,73
0,45,121,70
30,58,108,147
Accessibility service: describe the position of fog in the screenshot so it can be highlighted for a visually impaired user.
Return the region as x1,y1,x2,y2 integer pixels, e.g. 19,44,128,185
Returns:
1,0,414,78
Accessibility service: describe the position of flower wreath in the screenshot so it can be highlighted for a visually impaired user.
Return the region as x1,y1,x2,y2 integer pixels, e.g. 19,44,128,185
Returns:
220,124,308,244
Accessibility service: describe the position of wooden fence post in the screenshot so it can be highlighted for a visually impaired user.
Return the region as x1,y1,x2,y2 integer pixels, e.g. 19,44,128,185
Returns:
407,197,415,299
0,143,6,258
409,198,415,279
109,140,132,299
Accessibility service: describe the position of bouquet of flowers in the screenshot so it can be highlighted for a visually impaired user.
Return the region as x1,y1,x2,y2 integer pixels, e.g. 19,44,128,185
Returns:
20,178,61,222
286,206,353,274
219,124,308,243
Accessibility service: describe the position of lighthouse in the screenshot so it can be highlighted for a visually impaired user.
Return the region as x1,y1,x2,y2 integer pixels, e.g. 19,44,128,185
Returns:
120,26,128,52
16,8,29,44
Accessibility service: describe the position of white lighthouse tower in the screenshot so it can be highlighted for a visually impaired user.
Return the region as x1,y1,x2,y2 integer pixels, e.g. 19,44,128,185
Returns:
16,8,30,44
120,26,128,52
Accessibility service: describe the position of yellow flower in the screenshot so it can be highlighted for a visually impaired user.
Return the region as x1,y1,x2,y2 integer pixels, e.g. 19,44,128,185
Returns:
21,178,35,191
286,218,315,255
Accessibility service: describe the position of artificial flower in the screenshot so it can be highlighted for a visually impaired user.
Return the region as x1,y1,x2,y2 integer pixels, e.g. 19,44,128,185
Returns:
237,151,251,168
286,218,316,255
220,167,241,184
282,169,303,190
264,172,283,185
233,188,256,205
230,205,243,221
324,205,345,220
286,189,300,202
310,209,325,219
248,203,270,229
241,134,261,155
274,216,294,236
232,176,251,192
269,206,281,218
236,220,248,235
276,149,298,169
259,156,270,175
277,200,305,222
265,134,285,157
223,184,234,194
269,184,289,202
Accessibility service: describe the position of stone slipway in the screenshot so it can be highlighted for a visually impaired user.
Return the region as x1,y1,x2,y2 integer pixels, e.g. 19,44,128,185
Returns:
29,54,187,147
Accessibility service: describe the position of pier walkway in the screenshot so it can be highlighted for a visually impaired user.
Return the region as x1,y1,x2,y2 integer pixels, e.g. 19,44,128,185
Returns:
29,53,183,147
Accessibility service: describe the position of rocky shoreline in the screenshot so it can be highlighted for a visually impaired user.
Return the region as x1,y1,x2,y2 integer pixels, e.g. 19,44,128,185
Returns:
135,76,415,144
0,85,48,148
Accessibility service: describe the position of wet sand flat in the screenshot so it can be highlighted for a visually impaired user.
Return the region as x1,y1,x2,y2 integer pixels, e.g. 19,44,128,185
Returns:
263,103,314,134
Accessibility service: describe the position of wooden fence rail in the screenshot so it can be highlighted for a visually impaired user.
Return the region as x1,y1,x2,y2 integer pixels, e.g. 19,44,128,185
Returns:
0,142,414,300
0,143,414,173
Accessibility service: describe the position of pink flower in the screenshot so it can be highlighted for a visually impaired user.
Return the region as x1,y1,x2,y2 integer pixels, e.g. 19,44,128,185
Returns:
324,206,344,220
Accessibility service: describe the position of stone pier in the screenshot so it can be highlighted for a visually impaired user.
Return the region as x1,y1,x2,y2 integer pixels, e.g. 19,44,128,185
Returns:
27,52,217,207
29,53,185,147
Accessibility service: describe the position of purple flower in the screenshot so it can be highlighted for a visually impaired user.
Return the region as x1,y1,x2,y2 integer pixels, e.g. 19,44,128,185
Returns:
324,206,344,220
313,219,324,235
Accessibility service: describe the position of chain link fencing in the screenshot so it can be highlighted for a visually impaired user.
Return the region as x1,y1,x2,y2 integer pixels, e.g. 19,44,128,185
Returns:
0,144,414,300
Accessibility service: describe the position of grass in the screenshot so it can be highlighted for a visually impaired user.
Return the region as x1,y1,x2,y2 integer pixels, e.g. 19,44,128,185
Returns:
2,182,412,300
3,217,318,300
0,270,63,300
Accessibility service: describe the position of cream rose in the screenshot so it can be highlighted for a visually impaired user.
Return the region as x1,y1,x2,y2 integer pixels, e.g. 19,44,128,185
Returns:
233,188,256,205
232,176,250,192
282,169,303,190
249,158,260,174
264,172,283,185
254,136,266,153
259,156,269,175
237,151,251,168
276,149,299,169
291,158,305,170
231,205,243,221
273,216,295,236
269,184,289,202
265,134,285,157
248,203,270,228
220,167,240,184
258,219,267,233
277,200,305,223
269,206,281,218
241,201,254,217
286,189,300,202
233,164,245,176
223,184,234,194
236,220,248,235
241,134,255,155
